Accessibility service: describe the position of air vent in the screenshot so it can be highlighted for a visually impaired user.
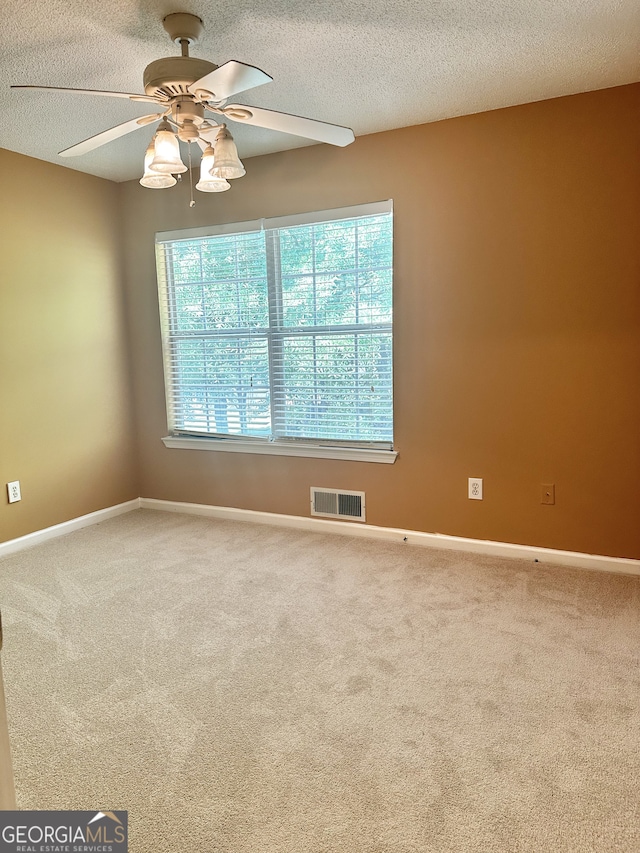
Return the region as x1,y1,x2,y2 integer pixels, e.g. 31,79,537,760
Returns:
310,488,366,522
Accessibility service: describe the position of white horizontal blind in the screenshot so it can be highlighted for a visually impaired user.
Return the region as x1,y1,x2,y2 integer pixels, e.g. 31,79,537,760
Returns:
156,203,393,447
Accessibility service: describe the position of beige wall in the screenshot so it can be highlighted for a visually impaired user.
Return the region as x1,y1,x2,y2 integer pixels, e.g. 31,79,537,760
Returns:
0,150,138,542
119,83,640,560
3,85,634,558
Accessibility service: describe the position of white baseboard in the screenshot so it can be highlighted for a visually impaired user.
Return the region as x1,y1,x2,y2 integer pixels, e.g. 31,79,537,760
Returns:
3,496,637,576
139,498,640,577
0,499,141,559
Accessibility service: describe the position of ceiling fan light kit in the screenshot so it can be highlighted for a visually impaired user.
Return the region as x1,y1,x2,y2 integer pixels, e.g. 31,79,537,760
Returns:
149,119,188,174
195,145,231,193
140,142,177,189
210,125,246,179
11,12,355,205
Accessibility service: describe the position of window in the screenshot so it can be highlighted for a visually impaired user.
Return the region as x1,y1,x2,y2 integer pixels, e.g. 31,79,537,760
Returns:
155,201,393,457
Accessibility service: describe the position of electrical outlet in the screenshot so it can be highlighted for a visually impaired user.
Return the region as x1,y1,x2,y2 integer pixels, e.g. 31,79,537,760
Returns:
541,483,555,505
7,481,21,503
468,477,483,500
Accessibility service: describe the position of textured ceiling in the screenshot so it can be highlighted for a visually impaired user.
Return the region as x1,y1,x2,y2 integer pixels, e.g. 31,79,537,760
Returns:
1,0,639,183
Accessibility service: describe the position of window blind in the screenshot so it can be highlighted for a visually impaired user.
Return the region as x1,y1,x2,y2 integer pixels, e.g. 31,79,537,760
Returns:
155,202,393,448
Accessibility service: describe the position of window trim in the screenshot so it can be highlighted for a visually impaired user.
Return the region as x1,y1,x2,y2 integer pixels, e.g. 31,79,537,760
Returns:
161,434,398,463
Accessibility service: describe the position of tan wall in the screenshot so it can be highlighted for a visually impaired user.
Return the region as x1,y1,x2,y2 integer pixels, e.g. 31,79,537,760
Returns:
120,83,640,559
0,150,138,543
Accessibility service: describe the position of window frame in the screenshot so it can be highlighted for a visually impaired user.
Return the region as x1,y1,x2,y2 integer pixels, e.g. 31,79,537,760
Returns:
156,201,397,463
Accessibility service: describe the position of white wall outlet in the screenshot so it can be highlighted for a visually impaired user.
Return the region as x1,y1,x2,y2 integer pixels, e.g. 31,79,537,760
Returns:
7,481,21,503
468,477,483,500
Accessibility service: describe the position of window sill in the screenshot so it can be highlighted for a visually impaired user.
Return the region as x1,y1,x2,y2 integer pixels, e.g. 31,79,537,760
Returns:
161,435,398,464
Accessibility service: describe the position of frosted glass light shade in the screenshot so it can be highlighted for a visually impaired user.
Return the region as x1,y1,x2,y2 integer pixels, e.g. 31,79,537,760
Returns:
140,143,177,188
195,145,231,193
211,125,245,179
150,125,187,174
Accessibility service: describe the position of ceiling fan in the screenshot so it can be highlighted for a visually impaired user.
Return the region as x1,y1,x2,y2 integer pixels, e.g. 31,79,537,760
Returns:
11,12,354,190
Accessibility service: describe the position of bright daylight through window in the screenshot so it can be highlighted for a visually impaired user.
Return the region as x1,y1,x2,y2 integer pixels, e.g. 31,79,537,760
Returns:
155,201,393,455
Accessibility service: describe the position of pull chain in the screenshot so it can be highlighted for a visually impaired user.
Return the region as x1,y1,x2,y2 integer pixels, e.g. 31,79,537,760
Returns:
188,144,195,208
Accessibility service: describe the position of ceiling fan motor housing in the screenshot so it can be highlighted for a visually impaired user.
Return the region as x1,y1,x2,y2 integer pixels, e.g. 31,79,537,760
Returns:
143,57,218,100
173,99,206,135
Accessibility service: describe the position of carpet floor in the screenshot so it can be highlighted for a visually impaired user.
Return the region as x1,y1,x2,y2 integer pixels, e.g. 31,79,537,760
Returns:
0,509,638,852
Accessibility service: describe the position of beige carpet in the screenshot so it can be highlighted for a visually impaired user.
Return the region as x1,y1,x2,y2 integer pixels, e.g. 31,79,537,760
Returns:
0,509,638,852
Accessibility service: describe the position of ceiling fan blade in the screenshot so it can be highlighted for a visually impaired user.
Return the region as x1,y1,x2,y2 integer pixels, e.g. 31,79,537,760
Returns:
219,104,355,147
58,113,164,157
189,61,272,102
11,85,162,103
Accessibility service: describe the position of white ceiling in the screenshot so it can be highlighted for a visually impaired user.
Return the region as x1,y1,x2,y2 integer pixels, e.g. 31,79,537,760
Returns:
1,0,639,183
